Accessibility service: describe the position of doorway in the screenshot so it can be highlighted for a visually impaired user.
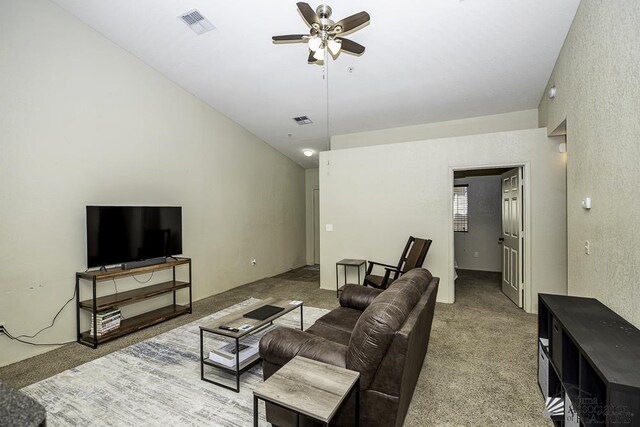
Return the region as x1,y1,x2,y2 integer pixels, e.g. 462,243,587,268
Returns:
313,189,320,265
452,165,527,310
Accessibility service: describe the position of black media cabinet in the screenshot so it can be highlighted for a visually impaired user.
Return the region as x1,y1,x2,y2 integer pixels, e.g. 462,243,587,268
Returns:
76,257,192,348
538,294,640,426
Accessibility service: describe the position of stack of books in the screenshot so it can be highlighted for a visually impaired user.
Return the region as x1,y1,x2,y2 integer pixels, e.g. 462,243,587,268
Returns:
209,335,259,368
89,307,121,337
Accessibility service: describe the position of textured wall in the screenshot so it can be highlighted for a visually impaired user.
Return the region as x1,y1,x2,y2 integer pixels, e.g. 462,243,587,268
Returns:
320,128,567,312
538,1,640,327
454,176,502,272
331,109,538,150
0,0,305,366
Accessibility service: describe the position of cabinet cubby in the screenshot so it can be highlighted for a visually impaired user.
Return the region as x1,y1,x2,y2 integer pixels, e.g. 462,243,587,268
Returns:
579,357,606,426
538,301,550,341
562,332,579,404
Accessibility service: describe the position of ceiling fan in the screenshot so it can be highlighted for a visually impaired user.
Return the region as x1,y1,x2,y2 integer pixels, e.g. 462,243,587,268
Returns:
272,2,370,63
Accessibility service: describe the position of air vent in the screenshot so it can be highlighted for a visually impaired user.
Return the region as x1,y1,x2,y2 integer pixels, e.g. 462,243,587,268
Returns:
180,9,215,35
293,116,313,125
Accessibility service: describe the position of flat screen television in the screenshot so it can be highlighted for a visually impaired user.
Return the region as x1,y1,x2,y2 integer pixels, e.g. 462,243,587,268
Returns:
86,206,182,268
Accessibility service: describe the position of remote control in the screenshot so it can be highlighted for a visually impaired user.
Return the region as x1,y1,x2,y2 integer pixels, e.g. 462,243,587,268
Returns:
219,325,240,332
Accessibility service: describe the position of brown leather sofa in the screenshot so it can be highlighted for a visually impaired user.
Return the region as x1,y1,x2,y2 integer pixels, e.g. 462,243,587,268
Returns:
259,268,439,427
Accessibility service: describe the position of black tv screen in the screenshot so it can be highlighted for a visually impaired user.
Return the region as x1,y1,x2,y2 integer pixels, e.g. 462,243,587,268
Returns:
86,206,182,268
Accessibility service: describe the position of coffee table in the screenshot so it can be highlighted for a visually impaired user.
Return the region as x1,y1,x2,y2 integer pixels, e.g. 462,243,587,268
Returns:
253,356,360,427
199,298,303,392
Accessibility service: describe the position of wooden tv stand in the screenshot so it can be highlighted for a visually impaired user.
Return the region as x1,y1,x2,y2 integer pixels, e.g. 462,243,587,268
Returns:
76,257,192,348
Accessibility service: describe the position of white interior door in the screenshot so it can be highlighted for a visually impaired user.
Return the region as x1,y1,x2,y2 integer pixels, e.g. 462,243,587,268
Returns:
313,189,320,265
501,168,523,307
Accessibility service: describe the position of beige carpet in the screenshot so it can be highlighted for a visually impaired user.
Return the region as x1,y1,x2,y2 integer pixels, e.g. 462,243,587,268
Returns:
0,266,550,426
407,269,550,426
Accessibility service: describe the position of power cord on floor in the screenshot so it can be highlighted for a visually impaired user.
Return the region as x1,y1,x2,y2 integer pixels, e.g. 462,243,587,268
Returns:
1,287,77,346
1,328,76,346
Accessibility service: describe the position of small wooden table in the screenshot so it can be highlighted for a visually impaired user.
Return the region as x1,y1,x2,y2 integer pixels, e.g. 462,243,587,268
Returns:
199,298,303,392
253,356,360,427
335,259,367,297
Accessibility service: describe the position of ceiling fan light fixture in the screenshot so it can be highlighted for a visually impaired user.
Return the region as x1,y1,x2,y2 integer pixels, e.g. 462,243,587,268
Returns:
327,38,341,55
273,3,370,64
308,37,322,51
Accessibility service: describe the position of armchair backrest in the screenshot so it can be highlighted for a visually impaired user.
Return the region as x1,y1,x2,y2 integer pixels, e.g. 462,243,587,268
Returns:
399,237,432,274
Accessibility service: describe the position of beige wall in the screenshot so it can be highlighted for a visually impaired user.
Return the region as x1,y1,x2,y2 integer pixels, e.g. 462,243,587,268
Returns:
538,0,640,328
331,109,538,150
305,168,319,265
0,0,305,366
454,176,502,272
320,128,566,312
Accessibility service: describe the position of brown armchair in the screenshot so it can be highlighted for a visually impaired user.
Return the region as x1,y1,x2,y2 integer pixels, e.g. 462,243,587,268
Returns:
363,236,432,289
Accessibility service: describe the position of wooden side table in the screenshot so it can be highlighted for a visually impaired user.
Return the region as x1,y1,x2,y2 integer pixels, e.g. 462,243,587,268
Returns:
335,258,367,297
253,356,360,427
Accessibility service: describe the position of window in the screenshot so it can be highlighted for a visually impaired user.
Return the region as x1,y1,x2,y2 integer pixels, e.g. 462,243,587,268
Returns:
453,185,468,232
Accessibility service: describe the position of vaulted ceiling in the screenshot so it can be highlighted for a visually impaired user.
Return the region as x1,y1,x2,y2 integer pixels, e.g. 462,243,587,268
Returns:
51,0,581,168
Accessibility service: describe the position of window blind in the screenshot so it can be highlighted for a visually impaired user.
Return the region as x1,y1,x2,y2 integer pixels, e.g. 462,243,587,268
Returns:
453,185,468,232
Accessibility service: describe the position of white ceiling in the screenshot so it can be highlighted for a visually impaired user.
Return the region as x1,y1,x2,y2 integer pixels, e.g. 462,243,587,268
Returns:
51,0,580,168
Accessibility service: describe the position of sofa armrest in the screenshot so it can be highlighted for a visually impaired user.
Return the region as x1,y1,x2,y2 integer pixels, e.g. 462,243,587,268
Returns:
259,327,347,370
340,284,384,311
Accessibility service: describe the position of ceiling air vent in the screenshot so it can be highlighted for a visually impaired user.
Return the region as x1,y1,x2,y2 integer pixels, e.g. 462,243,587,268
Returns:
180,9,215,35
293,116,313,125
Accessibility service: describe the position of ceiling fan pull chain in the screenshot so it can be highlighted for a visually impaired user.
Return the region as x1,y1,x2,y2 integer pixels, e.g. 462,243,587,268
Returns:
326,51,330,142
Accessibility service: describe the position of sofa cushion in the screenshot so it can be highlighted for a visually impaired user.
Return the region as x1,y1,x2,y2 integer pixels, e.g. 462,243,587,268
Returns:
315,306,362,333
346,268,433,388
306,322,352,347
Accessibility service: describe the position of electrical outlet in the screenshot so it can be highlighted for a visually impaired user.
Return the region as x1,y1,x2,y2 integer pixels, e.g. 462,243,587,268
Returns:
251,258,257,266
473,252,479,258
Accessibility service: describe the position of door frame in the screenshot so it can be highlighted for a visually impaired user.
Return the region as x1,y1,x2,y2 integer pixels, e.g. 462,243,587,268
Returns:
313,188,320,265
448,162,533,313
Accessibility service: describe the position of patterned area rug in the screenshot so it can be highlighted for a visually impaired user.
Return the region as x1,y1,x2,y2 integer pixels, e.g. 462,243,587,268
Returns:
21,299,328,426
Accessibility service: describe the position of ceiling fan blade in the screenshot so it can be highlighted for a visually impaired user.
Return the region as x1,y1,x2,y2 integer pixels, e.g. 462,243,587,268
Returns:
297,2,320,27
337,37,365,55
332,11,370,35
272,34,307,42
308,50,318,63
